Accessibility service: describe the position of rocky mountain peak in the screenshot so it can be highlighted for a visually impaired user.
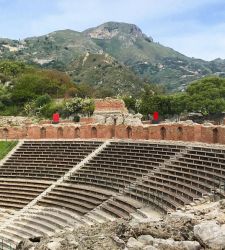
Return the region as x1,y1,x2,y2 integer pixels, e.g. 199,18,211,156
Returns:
83,21,151,41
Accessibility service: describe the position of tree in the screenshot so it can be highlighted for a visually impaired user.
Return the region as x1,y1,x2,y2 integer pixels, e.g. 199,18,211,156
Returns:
170,93,187,117
123,96,137,113
11,72,69,104
63,97,95,117
0,61,27,78
185,76,225,115
35,94,52,107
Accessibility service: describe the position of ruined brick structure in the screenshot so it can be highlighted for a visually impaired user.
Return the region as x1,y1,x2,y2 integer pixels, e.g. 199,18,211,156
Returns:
94,98,128,115
0,98,223,144
0,123,224,144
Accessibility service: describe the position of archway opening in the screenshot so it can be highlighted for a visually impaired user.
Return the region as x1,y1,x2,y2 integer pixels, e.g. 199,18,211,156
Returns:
177,126,183,140
40,127,46,139
57,127,63,138
213,128,219,143
91,127,97,138
160,127,166,140
127,127,132,139
74,127,80,138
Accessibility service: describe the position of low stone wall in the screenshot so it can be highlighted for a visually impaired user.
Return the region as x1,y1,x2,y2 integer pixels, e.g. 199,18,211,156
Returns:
0,116,32,127
0,123,224,145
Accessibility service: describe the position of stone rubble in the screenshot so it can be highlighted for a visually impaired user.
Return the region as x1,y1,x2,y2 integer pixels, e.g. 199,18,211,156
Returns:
0,116,33,127
16,199,225,250
94,113,143,126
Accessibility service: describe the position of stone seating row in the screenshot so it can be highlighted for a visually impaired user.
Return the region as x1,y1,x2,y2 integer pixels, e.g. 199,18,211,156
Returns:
81,165,147,178
86,162,156,172
109,141,185,149
12,150,91,156
20,141,102,147
0,180,50,209
98,153,171,162
1,141,103,181
192,146,225,154
182,153,225,163
106,146,183,151
166,161,225,185
0,185,117,244
17,146,101,153
100,195,142,218
4,141,225,246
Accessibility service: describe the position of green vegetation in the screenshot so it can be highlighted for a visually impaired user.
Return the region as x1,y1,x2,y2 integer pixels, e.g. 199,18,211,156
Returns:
0,60,83,116
0,141,18,160
0,59,150,117
1,22,225,91
68,53,148,97
124,76,225,119
1,59,224,121
34,97,95,120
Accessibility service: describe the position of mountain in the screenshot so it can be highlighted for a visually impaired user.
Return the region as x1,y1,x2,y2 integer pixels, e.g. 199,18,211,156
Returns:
0,21,225,92
67,52,147,96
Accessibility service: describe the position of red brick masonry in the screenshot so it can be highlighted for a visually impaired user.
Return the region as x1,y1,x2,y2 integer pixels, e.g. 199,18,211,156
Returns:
94,99,127,113
0,123,223,144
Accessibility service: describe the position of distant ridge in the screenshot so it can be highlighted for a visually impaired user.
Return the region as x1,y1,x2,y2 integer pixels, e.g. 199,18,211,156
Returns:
0,21,225,91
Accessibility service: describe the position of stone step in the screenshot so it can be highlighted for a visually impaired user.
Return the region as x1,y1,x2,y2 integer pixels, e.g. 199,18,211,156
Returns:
85,212,107,224
0,141,110,232
80,217,94,226
91,209,116,221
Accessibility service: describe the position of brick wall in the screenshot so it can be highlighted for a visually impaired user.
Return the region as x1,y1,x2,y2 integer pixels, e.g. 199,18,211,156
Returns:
94,99,127,113
1,123,225,145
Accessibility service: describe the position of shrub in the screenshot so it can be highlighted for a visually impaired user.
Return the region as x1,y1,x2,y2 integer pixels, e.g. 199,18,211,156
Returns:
35,94,52,107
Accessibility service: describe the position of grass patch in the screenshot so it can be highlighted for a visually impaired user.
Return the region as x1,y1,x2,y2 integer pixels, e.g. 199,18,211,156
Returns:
0,141,18,160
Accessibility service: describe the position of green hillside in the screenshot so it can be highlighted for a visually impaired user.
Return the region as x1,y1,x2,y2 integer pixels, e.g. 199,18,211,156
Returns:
0,21,224,91
67,52,147,96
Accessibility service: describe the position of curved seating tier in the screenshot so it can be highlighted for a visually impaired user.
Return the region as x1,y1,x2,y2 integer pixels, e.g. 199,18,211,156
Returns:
100,195,143,218
0,179,51,209
1,141,102,180
0,185,116,242
2,140,225,247
68,142,186,192
125,145,225,212
37,184,114,215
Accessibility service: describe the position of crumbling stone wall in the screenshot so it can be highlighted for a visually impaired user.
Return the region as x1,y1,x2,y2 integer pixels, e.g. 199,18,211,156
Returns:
0,116,32,127
0,123,224,145
94,98,128,114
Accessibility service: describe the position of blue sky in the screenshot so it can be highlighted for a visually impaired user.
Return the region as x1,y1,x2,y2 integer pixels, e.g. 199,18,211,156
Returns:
0,0,224,60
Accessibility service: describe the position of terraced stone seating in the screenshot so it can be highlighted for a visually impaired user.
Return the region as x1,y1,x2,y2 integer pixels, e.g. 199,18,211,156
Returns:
37,183,114,215
100,195,143,218
0,141,102,180
0,204,88,246
0,185,116,243
125,145,225,213
0,179,50,209
69,142,185,192
3,193,145,242
167,146,225,188
3,140,225,248
18,141,184,225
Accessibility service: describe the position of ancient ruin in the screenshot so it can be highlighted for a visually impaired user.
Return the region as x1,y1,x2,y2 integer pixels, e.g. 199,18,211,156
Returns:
0,98,225,249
